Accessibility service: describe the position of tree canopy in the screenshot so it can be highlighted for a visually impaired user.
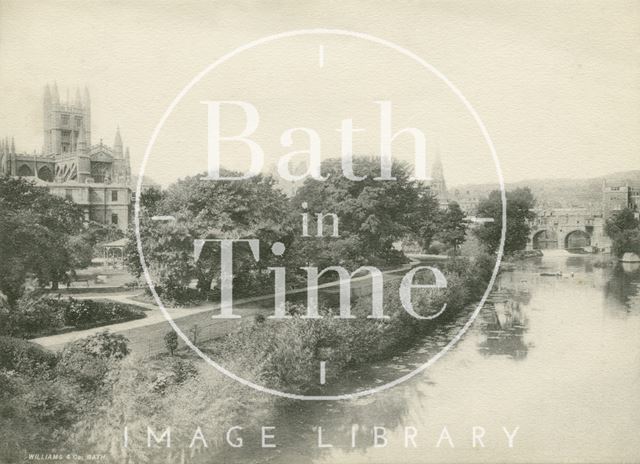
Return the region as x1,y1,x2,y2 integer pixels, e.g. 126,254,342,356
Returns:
129,159,460,303
474,187,536,255
605,208,640,258
0,177,89,302
293,158,439,266
127,171,294,300
437,201,468,253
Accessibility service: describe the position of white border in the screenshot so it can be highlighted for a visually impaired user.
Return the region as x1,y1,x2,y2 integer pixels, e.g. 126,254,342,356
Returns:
134,29,507,400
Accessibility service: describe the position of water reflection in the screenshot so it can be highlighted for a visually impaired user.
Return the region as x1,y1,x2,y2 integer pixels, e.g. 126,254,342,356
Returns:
605,263,640,312
212,393,415,464
478,299,530,360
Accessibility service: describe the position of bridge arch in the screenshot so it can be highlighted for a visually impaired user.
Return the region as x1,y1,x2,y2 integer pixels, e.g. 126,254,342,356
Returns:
532,229,558,250
564,229,591,249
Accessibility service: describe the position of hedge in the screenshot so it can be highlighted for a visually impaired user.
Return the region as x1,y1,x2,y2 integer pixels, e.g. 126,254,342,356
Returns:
0,336,58,373
2,297,146,339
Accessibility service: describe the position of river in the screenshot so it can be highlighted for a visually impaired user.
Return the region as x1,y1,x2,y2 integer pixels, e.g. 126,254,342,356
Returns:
219,251,640,463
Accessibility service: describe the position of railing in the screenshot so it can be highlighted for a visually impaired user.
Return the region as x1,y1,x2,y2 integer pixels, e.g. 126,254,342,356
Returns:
126,317,242,358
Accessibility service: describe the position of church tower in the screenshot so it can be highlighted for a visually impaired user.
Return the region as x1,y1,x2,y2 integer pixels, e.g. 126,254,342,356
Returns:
43,83,89,156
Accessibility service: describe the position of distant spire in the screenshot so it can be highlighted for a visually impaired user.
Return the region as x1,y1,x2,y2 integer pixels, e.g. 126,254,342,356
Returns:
125,146,130,159
44,84,51,104
430,144,447,197
11,137,15,154
114,126,122,146
75,88,82,107
51,82,60,104
113,126,123,157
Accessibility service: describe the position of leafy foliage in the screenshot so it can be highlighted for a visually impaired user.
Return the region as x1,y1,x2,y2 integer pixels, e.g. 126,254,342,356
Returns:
605,208,640,258
0,336,58,373
474,187,536,254
611,229,640,258
293,158,432,266
127,170,294,301
0,332,132,462
437,201,468,253
1,296,145,338
0,176,89,302
57,331,130,391
164,330,178,356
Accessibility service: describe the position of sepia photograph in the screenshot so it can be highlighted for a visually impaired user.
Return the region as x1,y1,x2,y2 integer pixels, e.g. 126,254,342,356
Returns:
0,1,639,463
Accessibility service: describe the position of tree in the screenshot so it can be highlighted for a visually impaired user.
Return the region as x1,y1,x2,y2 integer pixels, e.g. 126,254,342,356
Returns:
126,216,196,298
164,330,178,356
605,208,640,258
293,158,430,266
82,221,124,251
138,185,166,216
474,187,536,254
127,170,293,301
605,208,639,238
611,229,640,258
0,177,89,302
437,201,468,253
412,189,442,252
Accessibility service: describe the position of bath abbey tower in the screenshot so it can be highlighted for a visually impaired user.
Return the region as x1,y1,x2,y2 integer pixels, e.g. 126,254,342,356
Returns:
0,83,131,231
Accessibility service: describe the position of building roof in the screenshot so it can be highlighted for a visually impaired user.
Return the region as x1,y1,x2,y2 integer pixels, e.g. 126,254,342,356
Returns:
101,238,128,248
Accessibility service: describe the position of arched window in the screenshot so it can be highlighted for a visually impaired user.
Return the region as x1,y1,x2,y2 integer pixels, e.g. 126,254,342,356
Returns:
38,165,53,182
17,164,33,177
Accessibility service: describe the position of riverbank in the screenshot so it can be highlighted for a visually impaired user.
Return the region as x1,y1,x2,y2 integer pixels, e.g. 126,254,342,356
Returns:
184,253,495,395
7,253,497,463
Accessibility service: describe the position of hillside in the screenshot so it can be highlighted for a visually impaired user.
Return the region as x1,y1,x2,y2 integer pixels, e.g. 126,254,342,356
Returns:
451,170,640,209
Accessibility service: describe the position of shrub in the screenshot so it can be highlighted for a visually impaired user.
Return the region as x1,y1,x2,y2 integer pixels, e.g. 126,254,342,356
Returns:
164,330,178,356
21,378,79,427
153,286,203,307
63,330,130,360
8,295,65,337
152,358,198,393
427,241,446,255
0,336,58,374
57,331,130,391
63,298,145,328
5,297,146,338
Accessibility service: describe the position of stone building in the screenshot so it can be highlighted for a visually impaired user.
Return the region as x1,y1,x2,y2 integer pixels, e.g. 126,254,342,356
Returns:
602,180,640,220
526,178,640,252
450,188,481,215
0,83,131,231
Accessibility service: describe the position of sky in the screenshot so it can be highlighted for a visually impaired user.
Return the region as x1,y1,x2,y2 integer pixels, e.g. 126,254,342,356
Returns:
0,0,638,187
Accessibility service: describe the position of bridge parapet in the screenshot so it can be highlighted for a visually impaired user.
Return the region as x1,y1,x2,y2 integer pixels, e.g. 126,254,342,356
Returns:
527,208,609,251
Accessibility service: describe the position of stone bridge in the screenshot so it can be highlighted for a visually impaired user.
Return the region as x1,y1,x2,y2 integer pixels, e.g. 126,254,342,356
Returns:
526,208,610,251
